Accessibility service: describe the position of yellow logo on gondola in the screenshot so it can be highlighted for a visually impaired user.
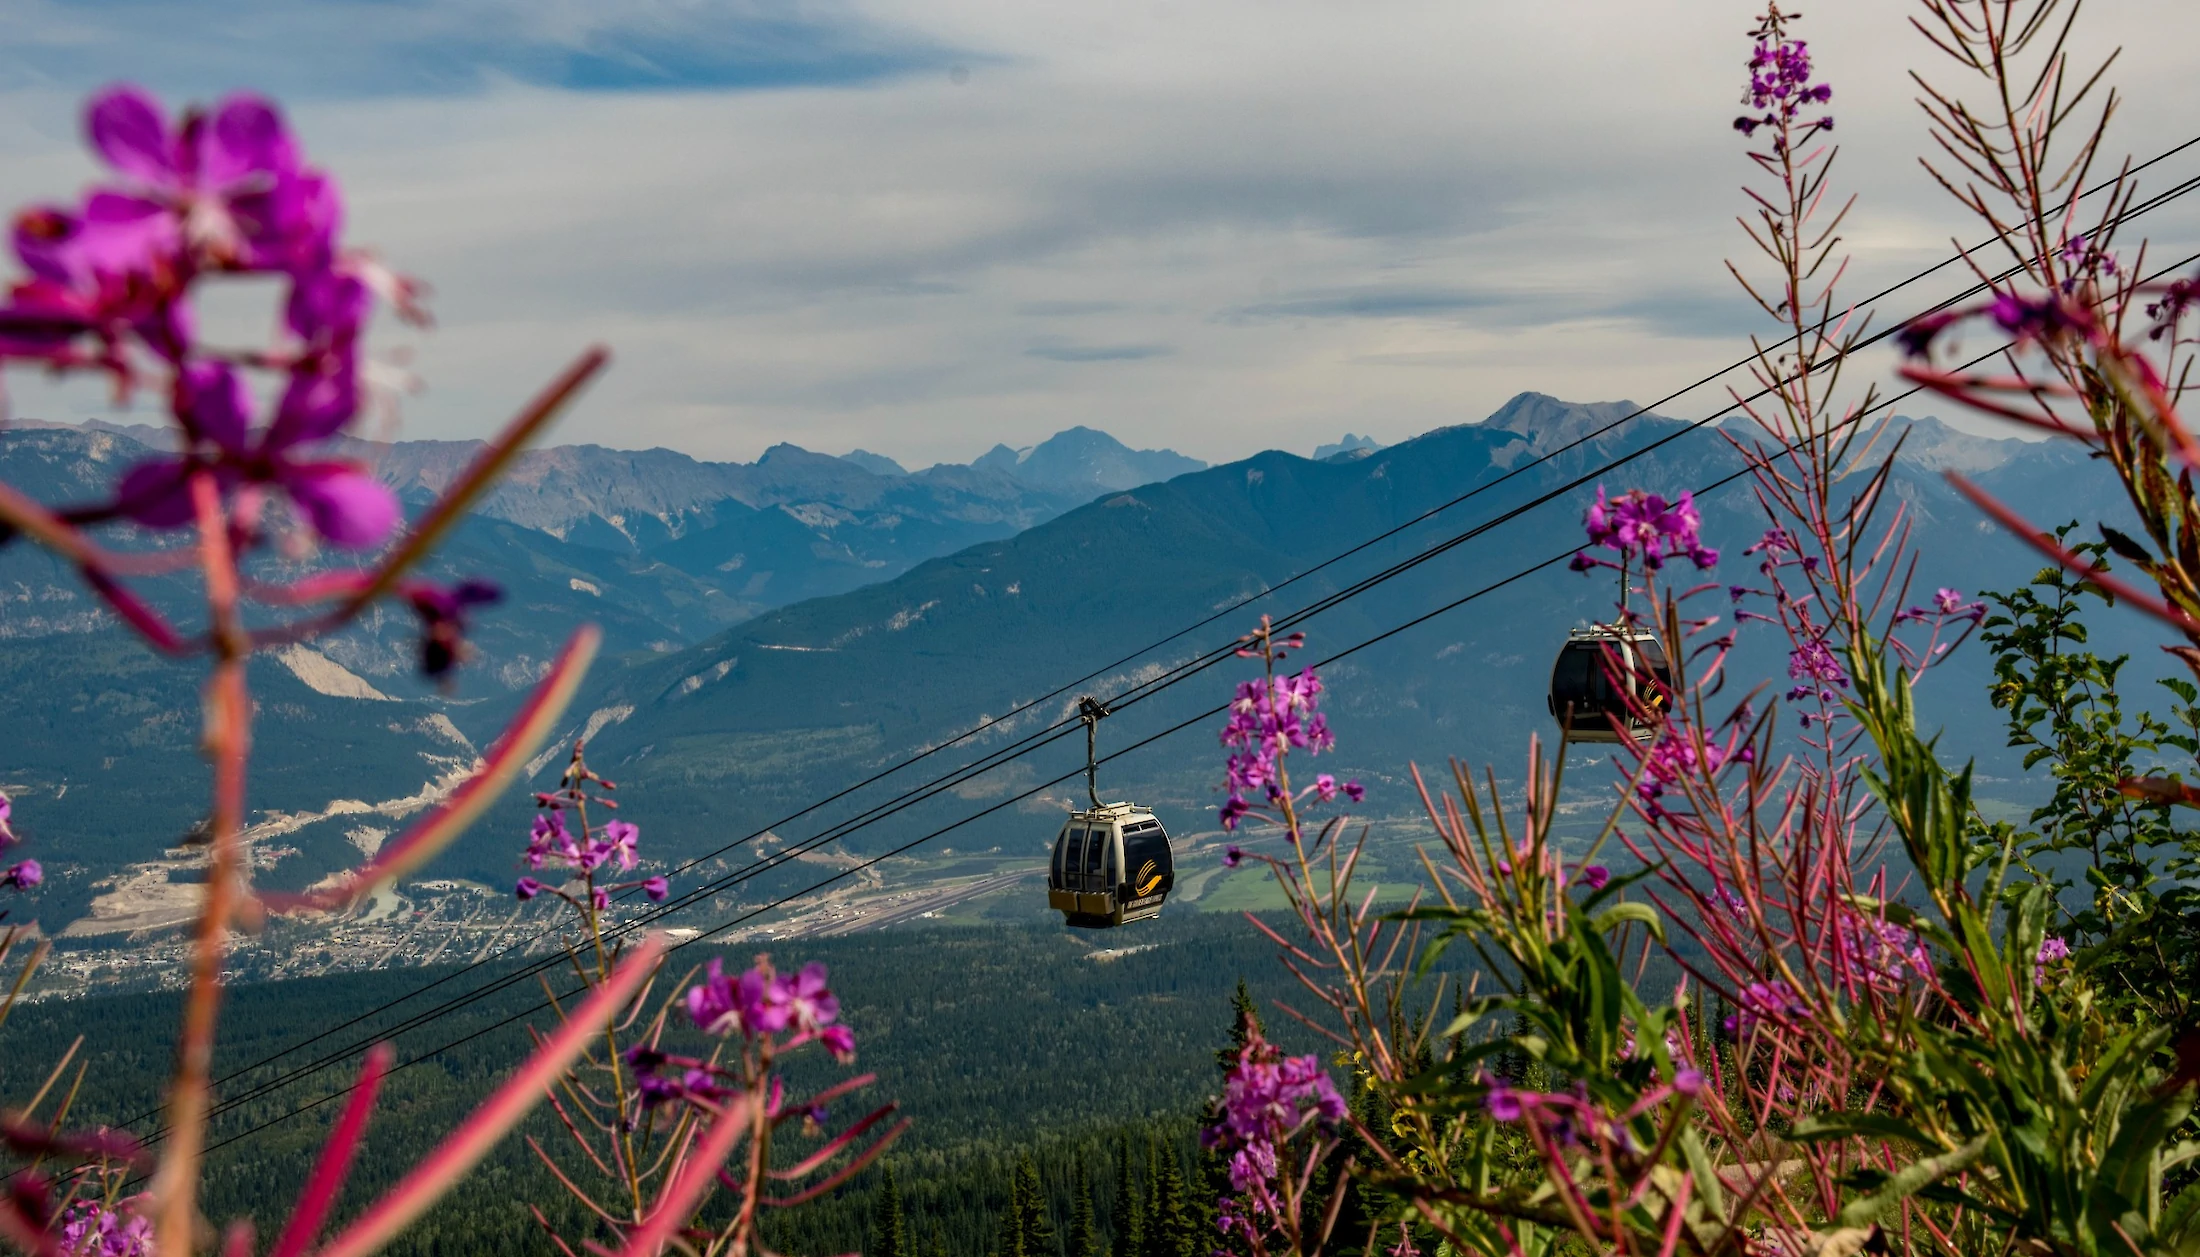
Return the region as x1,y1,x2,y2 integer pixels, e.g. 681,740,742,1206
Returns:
1134,860,1163,896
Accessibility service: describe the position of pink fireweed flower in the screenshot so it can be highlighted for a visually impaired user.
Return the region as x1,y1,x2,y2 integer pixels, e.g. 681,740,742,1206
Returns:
2058,234,2119,291
1786,638,1849,702
1218,665,1347,830
2147,274,2199,339
80,87,333,274
2035,935,2071,982
60,1202,152,1257
0,789,39,892
111,359,396,548
684,957,853,1058
687,958,782,1038
401,578,502,678
1989,292,2090,343
623,1046,731,1110
525,810,643,877
1203,1025,1347,1234
1733,24,1833,147
519,806,666,909
525,812,575,870
1724,979,1807,1037
1745,526,1797,558
1634,727,1741,819
1835,913,1930,989
777,961,841,1032
602,819,640,872
1577,486,1719,572
0,86,373,380
1895,587,1986,626
1900,290,2099,358
1482,1077,1525,1122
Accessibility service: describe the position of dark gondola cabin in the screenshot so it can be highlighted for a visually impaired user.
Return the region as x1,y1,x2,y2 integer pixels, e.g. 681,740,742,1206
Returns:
1547,625,1672,743
1046,802,1174,928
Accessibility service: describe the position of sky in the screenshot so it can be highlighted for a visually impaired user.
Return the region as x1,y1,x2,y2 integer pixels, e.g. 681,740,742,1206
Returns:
0,0,2194,469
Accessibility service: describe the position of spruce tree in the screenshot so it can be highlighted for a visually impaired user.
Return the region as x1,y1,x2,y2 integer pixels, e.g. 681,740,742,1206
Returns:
929,1232,951,1257
998,1164,1029,1257
871,1164,910,1257
1213,977,1263,1072
1015,1156,1059,1257
1110,1136,1144,1257
1143,1137,1192,1257
1069,1162,1100,1257
1446,982,1472,1086
1204,981,1261,1257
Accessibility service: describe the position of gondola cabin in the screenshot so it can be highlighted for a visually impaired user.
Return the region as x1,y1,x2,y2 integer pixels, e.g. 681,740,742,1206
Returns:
1046,802,1175,928
1547,625,1672,744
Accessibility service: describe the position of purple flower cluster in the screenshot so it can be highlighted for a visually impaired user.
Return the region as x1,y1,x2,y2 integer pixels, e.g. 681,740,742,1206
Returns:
2146,274,2199,340
59,1202,151,1257
1835,914,1930,989
1785,638,1849,703
1899,291,2098,358
402,579,503,678
1733,29,1833,145
2034,935,2071,983
515,771,668,908
1202,1029,1346,1243
2058,234,2120,291
0,87,420,552
1988,292,2089,343
0,793,41,891
1481,1069,1703,1154
684,958,855,1059
525,812,640,876
1218,668,1358,830
1895,587,1986,626
626,959,856,1116
1722,978,1807,1037
1634,729,1748,820
1573,487,1719,574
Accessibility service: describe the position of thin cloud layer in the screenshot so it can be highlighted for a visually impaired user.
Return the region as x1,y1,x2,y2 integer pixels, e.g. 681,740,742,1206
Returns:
0,0,964,97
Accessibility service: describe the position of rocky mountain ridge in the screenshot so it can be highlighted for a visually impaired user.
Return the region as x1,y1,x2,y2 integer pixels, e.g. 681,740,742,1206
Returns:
0,394,2099,938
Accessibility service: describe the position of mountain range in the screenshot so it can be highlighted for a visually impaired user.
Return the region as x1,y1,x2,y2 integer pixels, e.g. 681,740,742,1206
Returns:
0,395,2148,936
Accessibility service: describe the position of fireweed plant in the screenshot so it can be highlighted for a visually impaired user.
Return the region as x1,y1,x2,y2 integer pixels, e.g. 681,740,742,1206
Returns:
1204,617,1369,1257
1891,0,2200,1016
1211,6,2200,1256
509,745,904,1257
0,88,902,1257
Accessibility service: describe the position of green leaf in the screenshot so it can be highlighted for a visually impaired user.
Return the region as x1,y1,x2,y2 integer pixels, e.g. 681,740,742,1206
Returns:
1790,1111,1938,1148
1834,1134,1989,1227
1589,901,1665,942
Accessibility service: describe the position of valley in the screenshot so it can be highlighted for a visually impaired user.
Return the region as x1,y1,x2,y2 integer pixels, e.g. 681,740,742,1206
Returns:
0,394,2141,996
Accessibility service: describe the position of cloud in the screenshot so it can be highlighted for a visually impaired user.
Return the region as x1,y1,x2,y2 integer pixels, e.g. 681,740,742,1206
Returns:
1024,342,1172,362
0,0,2196,471
0,0,969,98
1221,286,1508,323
